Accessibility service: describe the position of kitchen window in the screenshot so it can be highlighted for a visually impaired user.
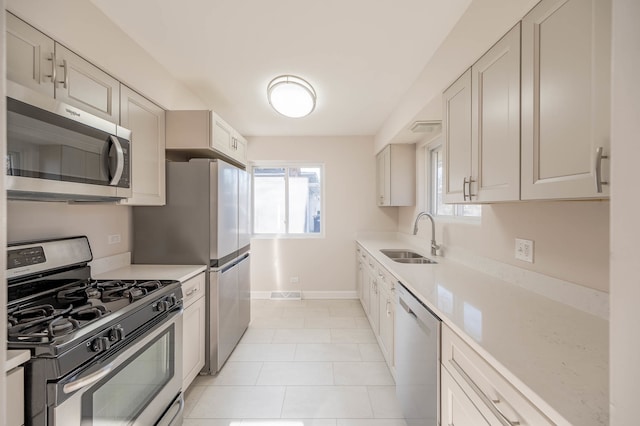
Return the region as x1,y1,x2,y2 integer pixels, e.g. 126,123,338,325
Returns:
428,144,481,218
252,164,324,237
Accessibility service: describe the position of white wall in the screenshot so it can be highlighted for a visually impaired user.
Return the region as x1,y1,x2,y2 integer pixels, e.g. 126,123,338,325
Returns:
6,0,206,110
7,201,131,260
399,142,610,293
610,0,640,423
248,136,398,296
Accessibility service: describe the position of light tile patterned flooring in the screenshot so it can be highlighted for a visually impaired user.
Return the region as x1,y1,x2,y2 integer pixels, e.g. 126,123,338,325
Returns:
183,299,407,426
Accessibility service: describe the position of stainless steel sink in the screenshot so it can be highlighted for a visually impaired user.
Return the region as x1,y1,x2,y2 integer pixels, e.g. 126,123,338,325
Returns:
380,249,437,264
394,257,437,264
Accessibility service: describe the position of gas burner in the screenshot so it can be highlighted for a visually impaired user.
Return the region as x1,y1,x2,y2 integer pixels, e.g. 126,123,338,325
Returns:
71,305,109,321
123,287,147,302
9,304,56,324
7,305,75,342
96,280,128,290
56,283,93,304
48,316,80,337
136,280,163,292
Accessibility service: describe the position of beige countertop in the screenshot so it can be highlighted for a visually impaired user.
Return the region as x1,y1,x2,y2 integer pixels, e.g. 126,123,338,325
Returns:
5,350,30,373
357,235,608,426
93,264,206,283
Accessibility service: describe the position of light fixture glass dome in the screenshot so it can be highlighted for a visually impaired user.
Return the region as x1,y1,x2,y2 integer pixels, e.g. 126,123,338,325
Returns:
267,75,317,118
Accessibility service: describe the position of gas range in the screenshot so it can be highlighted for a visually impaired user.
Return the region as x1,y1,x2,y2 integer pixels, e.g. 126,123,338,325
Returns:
7,236,184,426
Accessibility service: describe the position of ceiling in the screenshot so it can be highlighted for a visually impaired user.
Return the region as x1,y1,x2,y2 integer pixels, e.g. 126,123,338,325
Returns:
90,0,471,137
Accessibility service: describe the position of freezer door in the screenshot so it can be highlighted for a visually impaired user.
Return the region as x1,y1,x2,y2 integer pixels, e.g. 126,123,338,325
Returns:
238,254,251,337
212,160,239,261
217,260,239,371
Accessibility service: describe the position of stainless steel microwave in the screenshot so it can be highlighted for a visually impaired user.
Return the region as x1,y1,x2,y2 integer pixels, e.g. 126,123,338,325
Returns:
6,84,131,202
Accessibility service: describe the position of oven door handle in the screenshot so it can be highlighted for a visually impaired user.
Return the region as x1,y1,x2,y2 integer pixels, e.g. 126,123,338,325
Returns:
62,362,115,394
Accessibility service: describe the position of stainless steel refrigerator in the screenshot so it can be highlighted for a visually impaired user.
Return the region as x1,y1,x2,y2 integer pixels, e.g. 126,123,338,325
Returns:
133,158,250,374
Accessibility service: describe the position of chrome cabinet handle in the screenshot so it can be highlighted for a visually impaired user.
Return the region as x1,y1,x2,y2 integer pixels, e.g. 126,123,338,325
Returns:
463,177,468,201
185,287,199,297
595,147,609,193
450,359,521,426
63,362,114,394
47,52,57,84
58,59,69,89
468,176,476,200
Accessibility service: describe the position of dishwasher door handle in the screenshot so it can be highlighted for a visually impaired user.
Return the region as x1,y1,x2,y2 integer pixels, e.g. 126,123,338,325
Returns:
399,296,433,337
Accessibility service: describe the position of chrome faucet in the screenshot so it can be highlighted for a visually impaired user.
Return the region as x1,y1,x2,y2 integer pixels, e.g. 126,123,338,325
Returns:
413,212,440,256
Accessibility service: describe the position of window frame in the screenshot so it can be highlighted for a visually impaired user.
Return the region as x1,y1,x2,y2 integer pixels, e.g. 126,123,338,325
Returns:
251,161,325,239
424,140,481,221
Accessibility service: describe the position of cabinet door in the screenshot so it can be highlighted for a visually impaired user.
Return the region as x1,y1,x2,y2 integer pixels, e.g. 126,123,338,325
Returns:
368,272,380,335
211,112,234,156
441,367,491,426
521,0,611,200
471,24,521,202
361,269,371,315
6,13,55,97
119,85,166,206
376,146,391,206
54,44,120,124
6,366,25,426
233,132,248,165
182,296,206,390
378,290,394,367
444,68,472,203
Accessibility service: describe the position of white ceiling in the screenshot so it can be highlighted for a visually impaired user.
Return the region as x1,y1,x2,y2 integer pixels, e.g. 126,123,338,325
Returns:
90,0,471,137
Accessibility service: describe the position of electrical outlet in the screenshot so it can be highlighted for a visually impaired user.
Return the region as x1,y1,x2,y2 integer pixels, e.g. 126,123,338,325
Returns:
108,234,121,245
515,238,534,263
290,276,299,284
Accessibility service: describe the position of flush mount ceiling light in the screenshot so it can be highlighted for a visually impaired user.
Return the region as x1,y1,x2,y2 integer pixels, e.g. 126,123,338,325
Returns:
267,75,317,118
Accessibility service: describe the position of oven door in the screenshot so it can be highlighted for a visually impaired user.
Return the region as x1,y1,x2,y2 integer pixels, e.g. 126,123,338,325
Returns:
51,310,183,426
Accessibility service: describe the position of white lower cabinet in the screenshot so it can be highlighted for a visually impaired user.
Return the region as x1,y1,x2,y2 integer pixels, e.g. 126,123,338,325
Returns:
182,273,206,391
356,244,395,374
442,367,490,426
441,324,553,426
6,366,25,426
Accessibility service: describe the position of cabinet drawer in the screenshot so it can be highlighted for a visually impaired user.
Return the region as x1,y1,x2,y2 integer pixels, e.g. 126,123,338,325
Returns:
182,273,205,308
376,266,396,293
6,366,25,426
442,325,553,426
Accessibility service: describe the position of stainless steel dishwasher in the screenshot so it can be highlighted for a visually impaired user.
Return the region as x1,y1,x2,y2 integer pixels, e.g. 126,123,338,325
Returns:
396,282,441,426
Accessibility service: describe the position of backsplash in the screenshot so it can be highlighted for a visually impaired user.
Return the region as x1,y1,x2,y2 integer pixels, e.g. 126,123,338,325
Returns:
7,200,132,260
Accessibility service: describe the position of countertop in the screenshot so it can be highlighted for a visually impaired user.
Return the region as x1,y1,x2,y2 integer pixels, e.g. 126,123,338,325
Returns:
5,350,30,373
357,236,608,426
93,264,206,283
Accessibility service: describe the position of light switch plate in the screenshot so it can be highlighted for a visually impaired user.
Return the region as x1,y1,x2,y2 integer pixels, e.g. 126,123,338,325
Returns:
515,238,534,263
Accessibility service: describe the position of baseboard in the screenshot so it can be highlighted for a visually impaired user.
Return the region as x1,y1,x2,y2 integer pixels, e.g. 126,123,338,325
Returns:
251,291,358,300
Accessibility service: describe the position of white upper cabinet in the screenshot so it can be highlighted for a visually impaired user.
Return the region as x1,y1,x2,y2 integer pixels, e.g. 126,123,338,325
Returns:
376,144,415,206
54,45,120,124
6,13,120,124
6,12,55,98
444,24,521,204
521,0,611,200
166,110,248,167
471,23,521,202
443,69,473,204
119,86,166,206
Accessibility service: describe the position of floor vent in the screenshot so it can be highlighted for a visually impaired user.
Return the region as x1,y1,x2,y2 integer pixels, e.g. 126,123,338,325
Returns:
270,291,302,300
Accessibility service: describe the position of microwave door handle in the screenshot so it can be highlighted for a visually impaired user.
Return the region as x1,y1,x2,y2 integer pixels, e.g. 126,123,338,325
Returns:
108,135,125,185
62,362,115,394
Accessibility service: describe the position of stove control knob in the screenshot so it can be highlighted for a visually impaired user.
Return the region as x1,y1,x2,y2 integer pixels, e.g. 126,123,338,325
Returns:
155,300,169,312
91,337,111,353
167,295,177,307
109,326,125,342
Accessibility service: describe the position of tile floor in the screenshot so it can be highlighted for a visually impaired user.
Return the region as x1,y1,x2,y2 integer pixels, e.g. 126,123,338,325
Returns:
183,299,407,426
